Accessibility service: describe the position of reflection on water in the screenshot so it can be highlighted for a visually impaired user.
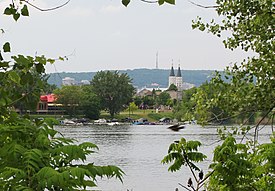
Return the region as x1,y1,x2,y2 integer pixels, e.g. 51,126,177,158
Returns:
55,124,272,191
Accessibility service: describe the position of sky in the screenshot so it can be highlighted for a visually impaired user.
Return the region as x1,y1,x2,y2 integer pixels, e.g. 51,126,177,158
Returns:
1,0,250,73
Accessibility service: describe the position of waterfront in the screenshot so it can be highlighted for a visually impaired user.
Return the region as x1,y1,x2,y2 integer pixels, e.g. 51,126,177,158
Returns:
55,124,272,191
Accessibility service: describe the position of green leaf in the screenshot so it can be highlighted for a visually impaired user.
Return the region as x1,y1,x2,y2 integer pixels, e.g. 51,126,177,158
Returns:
59,56,65,61
35,63,44,74
0,61,9,68
21,5,29,16
122,0,130,7
21,72,33,85
13,13,20,21
158,0,165,5
8,71,20,84
47,58,55,64
165,0,175,4
4,7,12,15
3,42,11,52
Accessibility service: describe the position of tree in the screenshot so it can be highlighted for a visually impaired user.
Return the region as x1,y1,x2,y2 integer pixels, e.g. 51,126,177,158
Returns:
133,96,143,108
156,91,171,106
173,87,197,121
127,102,138,114
81,85,101,119
164,0,275,190
54,85,83,117
142,95,155,109
191,0,274,121
91,71,135,117
167,84,178,91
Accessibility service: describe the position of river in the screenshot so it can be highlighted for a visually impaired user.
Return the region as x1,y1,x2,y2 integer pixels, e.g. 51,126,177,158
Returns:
55,124,272,191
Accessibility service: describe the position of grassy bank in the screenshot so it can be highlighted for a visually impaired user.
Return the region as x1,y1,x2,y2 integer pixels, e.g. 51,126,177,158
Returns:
101,109,174,122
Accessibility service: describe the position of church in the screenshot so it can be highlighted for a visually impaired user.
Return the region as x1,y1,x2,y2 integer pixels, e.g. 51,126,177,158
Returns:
168,65,183,91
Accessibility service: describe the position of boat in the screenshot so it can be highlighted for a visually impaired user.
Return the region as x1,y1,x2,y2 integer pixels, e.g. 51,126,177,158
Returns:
167,124,185,131
60,119,83,126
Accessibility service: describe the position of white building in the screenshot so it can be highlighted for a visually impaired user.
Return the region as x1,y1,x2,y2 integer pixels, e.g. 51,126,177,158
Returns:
168,65,183,91
80,80,90,85
62,77,76,86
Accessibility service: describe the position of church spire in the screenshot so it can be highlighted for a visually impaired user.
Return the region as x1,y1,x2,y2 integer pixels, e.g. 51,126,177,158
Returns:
169,60,175,76
176,64,182,77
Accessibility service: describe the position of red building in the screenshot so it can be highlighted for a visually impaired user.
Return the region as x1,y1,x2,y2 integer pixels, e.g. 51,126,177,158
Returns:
37,94,63,114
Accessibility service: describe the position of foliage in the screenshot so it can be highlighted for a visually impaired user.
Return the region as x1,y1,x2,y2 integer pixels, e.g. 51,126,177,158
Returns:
54,85,83,117
133,96,143,107
162,138,206,172
1,2,124,190
91,70,135,117
162,138,207,190
80,85,101,119
156,91,171,106
0,117,124,190
0,54,55,117
165,0,275,190
141,95,155,109
126,102,138,114
168,84,178,91
54,85,101,119
207,135,275,191
173,87,197,121
191,0,275,124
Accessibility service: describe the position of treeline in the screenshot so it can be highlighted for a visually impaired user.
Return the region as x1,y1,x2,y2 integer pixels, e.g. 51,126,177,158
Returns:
47,69,215,88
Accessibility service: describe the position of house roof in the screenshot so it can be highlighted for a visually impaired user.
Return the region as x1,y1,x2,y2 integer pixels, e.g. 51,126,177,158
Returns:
40,94,56,103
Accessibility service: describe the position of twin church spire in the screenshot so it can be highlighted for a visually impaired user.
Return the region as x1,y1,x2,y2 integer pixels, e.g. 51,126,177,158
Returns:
169,60,182,77
168,61,183,90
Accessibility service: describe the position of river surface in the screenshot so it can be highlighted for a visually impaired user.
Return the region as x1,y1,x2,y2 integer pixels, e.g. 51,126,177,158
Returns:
55,124,272,191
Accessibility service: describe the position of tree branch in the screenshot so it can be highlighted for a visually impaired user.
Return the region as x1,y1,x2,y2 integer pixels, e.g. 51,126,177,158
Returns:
21,0,70,12
197,170,215,190
140,0,158,3
178,183,192,191
183,151,199,183
188,0,218,9
254,104,275,146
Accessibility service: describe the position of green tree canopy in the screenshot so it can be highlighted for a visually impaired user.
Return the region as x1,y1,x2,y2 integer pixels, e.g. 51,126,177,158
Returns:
80,85,101,119
91,71,135,117
167,84,178,91
156,91,171,106
192,0,275,122
54,85,83,117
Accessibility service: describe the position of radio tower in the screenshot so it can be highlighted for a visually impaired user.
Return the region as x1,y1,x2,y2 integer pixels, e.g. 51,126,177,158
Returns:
156,51,159,69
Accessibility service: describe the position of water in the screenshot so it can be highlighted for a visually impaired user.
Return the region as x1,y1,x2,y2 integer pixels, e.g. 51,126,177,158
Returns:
55,124,272,191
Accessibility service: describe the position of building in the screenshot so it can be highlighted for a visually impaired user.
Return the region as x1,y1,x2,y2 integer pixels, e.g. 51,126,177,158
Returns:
62,77,76,86
80,80,90,85
136,88,152,97
37,94,64,114
168,65,183,91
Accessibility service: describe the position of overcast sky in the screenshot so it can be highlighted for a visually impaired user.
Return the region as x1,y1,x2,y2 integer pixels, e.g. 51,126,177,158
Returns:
1,0,250,73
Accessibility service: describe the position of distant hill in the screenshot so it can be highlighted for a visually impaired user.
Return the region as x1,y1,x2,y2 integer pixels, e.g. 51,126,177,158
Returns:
47,69,216,88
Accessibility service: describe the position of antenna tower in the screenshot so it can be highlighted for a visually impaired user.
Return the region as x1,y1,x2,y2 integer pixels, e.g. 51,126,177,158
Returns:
156,51,159,69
